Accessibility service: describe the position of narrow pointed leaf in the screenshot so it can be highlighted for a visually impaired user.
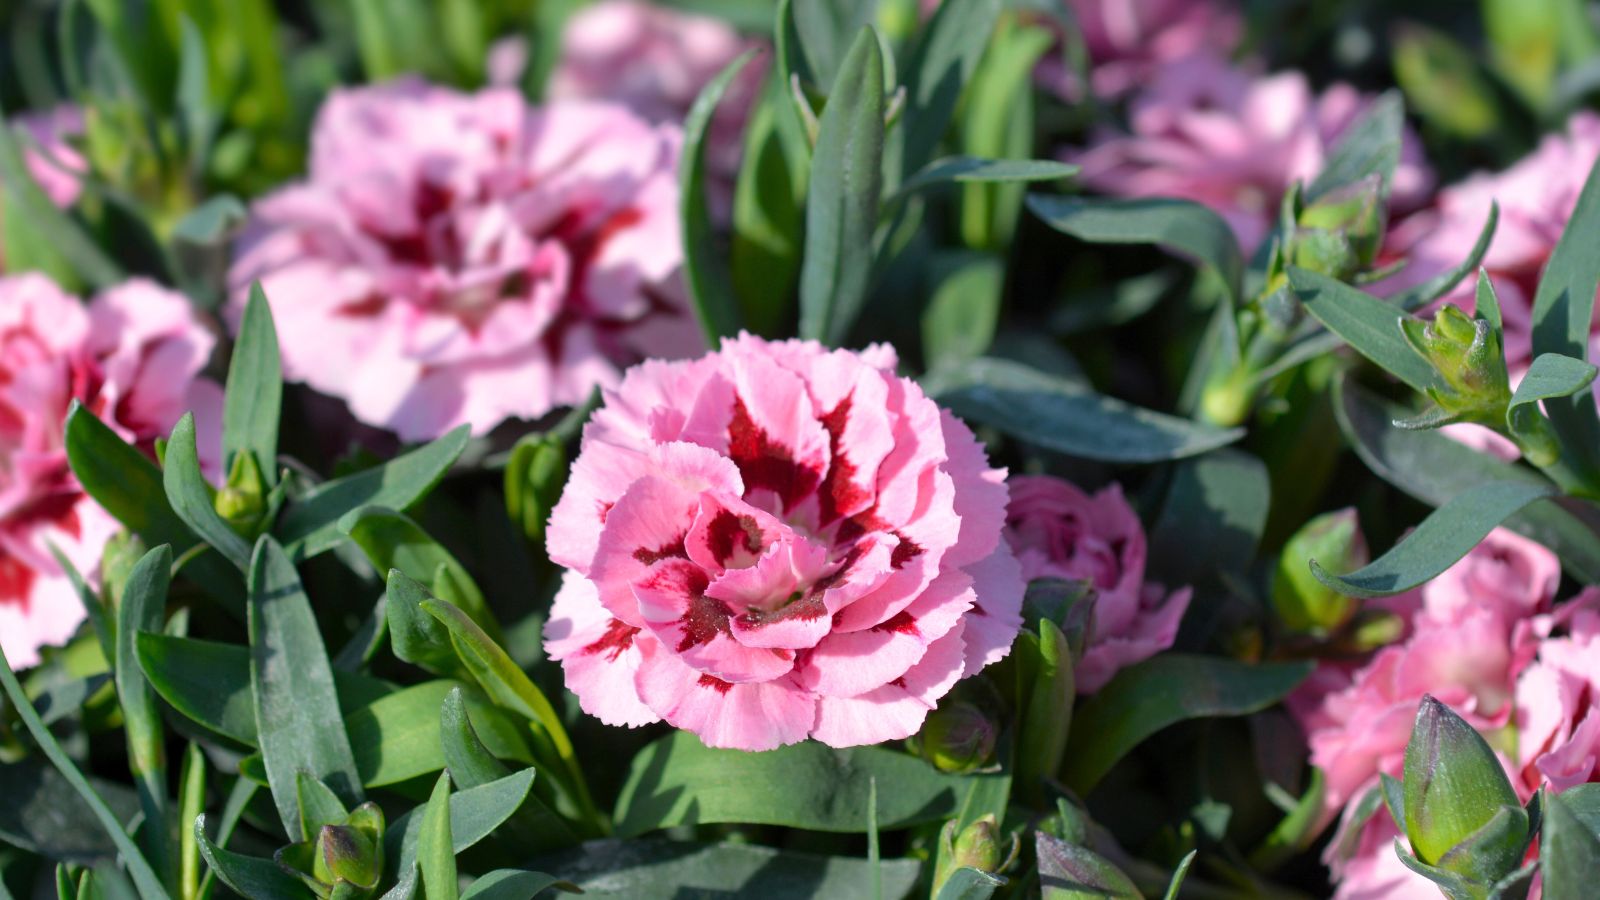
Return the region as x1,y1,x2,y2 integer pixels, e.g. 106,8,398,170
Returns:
1530,154,1600,478
1545,791,1600,900
1390,208,1498,311
345,509,496,642
222,284,282,486
163,413,252,570
1507,353,1597,432
248,536,363,837
899,0,1002,176
458,870,566,900
1289,267,1441,392
1027,194,1243,301
115,546,173,883
896,156,1076,200
193,816,313,900
681,49,758,343
1306,92,1404,201
1310,481,1558,599
418,774,457,900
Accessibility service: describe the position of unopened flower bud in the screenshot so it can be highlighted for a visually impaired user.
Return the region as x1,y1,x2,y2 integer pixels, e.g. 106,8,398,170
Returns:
1402,696,1527,881
1291,176,1386,280
952,815,1006,873
215,450,270,538
914,701,997,773
1400,305,1511,423
504,435,567,544
1272,508,1366,634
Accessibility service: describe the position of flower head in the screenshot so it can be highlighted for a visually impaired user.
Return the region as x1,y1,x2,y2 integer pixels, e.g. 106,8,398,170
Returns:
1040,0,1242,100
230,79,701,442
0,274,219,668
1068,55,1433,250
1003,475,1189,693
1,107,84,272
543,334,1023,750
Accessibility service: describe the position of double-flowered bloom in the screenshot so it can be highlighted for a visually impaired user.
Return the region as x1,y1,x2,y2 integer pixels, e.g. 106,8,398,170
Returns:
544,335,1024,751
230,79,701,442
0,274,218,668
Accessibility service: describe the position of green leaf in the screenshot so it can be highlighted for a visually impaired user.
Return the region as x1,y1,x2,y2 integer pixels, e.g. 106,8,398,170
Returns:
440,686,579,854
223,284,282,487
295,773,348,837
896,156,1075,202
1162,850,1198,900
1288,267,1440,393
922,252,1003,365
798,27,886,346
1146,448,1271,586
959,20,1051,252
0,114,122,288
530,839,922,899
0,759,139,863
388,770,537,886
898,0,1002,178
1035,832,1139,899
164,413,254,572
0,646,170,900
276,425,469,561
64,404,242,613
1507,352,1597,435
789,0,872,88
1062,655,1313,793
248,536,363,837
1249,768,1326,870
731,75,806,335
385,568,467,678
1310,480,1558,599
924,357,1243,463
681,49,758,343
1530,153,1600,480
1306,92,1404,202
1027,194,1243,301
1016,619,1072,806
115,546,172,883
418,774,457,900
458,870,566,900
1333,377,1600,581
193,815,314,900
343,509,496,641
615,731,997,835
934,868,1006,900
1391,208,1499,312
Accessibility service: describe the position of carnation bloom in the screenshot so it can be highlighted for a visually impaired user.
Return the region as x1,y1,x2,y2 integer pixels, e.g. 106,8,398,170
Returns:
1,108,84,271
1386,111,1600,371
543,335,1024,751
1291,528,1559,897
1038,0,1241,100
0,274,219,668
229,79,701,442
1002,475,1189,692
1514,595,1600,795
1067,55,1433,250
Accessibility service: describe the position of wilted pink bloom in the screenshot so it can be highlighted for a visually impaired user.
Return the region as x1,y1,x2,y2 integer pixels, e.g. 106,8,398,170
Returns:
1386,111,1600,371
543,334,1024,751
1515,593,1600,795
230,79,701,442
1,108,85,271
548,0,762,204
1294,528,1559,896
0,274,219,668
1069,55,1433,250
1003,475,1189,692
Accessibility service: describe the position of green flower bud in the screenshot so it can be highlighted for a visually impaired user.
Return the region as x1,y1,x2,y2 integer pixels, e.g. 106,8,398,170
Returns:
1400,305,1512,423
1402,697,1525,876
952,815,1005,873
1291,176,1386,281
504,435,567,544
1272,508,1366,634
99,531,147,610
313,824,380,891
913,701,997,773
214,450,270,538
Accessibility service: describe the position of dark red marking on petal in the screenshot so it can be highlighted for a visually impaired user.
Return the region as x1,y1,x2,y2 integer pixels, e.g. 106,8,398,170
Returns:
970,603,989,617
678,593,733,652
871,611,920,635
889,532,923,569
634,533,689,566
816,395,872,526
728,397,821,512
704,509,763,566
809,544,866,597
598,500,615,525
737,592,829,629
889,677,908,690
697,674,734,694
0,552,34,611
580,619,639,661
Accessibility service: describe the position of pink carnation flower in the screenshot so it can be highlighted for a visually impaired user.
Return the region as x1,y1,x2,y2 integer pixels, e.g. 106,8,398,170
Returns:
1,108,85,271
1385,111,1600,372
1040,0,1242,100
229,79,701,442
1515,594,1600,795
1292,528,1559,897
543,334,1024,751
1003,475,1190,693
1068,55,1433,250
0,274,220,668
548,0,762,206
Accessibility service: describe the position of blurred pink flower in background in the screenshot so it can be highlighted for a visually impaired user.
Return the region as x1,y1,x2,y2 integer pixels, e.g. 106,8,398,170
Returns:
1,108,85,271
1515,594,1600,794
0,274,219,668
1039,0,1242,101
230,79,700,442
1386,111,1600,370
1003,475,1189,692
544,334,1023,751
1291,527,1561,898
1068,55,1434,250
548,0,763,208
